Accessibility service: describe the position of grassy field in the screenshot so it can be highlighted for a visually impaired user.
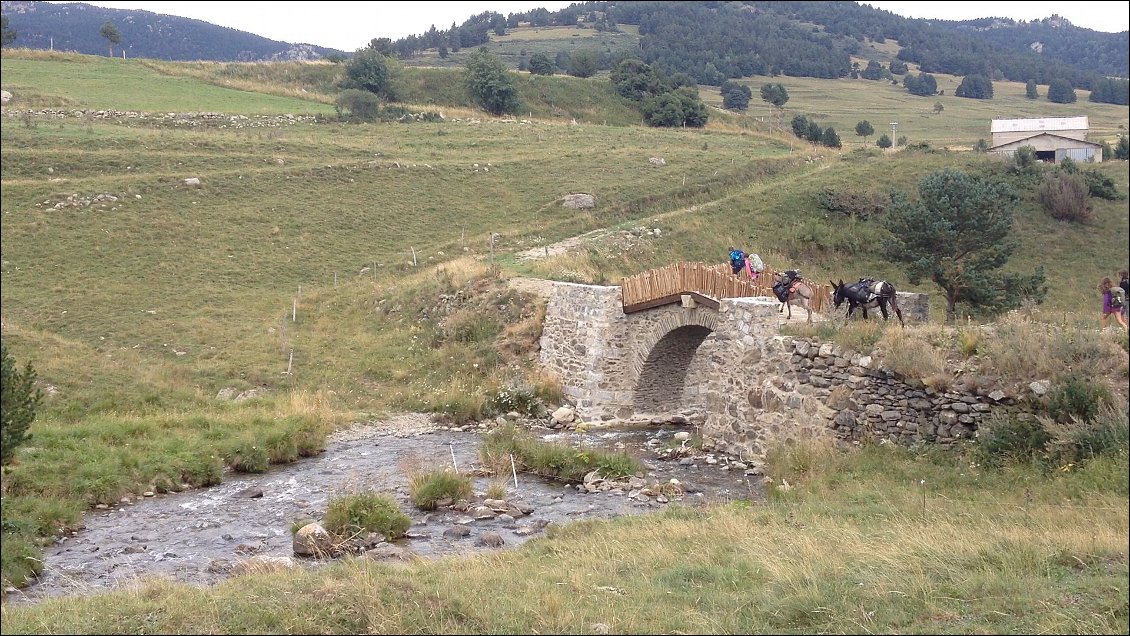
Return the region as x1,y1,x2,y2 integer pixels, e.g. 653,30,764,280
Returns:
1,45,1128,629
704,71,1130,150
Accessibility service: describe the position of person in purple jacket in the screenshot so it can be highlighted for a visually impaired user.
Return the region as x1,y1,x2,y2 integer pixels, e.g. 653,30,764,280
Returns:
1099,277,1127,331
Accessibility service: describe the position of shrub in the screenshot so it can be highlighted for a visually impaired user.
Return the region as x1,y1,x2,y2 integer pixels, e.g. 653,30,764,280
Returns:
817,187,888,220
1046,375,1111,423
408,469,473,510
974,412,1051,467
449,314,500,343
1038,172,1093,223
1081,169,1124,201
527,53,554,76
485,384,546,418
465,49,521,116
334,88,381,122
341,47,396,99
1047,405,1130,466
958,328,982,357
2,344,42,467
322,491,410,541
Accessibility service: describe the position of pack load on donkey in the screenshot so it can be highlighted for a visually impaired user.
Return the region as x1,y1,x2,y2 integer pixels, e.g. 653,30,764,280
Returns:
772,270,801,302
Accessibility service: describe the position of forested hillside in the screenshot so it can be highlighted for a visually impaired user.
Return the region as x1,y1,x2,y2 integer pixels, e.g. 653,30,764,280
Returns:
0,0,344,61
391,1,1128,103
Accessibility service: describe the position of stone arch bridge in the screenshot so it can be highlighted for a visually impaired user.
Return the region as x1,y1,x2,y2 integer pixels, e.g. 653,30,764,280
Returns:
537,263,929,458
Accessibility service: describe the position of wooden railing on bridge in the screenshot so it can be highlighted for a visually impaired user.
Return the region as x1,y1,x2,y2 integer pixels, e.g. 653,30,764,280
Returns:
620,261,832,314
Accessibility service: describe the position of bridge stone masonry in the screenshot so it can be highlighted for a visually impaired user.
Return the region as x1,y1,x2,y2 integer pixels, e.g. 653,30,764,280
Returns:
536,264,1012,460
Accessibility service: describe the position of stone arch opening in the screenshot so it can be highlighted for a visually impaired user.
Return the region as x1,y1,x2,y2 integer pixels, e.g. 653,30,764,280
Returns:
633,324,715,414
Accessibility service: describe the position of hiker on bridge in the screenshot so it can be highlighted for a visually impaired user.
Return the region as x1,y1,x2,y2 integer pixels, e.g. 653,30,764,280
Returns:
728,248,764,281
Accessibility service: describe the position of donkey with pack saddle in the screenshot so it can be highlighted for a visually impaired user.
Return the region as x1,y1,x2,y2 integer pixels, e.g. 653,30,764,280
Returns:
771,270,814,323
831,278,904,327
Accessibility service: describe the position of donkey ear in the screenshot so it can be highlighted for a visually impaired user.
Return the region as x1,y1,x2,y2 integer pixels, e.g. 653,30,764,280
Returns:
829,280,836,288
838,279,844,286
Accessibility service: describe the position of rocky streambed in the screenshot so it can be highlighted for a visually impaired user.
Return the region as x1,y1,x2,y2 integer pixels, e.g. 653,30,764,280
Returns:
6,414,766,605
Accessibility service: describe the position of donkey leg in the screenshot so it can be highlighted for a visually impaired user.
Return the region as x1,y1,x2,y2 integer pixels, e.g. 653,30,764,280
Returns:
892,298,905,327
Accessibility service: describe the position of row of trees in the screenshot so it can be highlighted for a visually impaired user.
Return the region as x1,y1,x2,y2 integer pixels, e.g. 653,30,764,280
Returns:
790,113,843,149
525,49,602,79
610,58,708,128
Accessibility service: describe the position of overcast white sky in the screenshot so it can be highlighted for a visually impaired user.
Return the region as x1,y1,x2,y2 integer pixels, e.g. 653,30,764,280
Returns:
50,1,1130,51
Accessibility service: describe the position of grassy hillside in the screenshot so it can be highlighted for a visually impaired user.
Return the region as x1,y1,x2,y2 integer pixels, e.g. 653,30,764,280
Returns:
704,66,1129,149
1,48,1127,625
404,24,644,71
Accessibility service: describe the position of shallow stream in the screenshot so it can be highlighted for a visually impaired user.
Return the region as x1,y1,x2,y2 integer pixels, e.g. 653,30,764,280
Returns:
7,415,764,605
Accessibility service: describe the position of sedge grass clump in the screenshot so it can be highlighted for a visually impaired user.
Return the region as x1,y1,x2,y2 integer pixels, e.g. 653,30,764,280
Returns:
832,320,886,355
224,440,270,473
407,469,473,510
485,480,508,500
762,434,845,499
480,423,642,481
0,533,43,589
875,327,947,381
322,491,410,541
289,518,317,536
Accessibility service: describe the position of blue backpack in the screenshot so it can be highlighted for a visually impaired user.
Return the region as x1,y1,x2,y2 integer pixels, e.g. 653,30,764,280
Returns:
729,249,745,266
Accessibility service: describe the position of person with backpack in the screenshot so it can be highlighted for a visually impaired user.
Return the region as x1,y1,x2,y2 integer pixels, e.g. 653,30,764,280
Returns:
745,252,765,281
728,247,747,276
1099,277,1128,331
1120,270,1129,322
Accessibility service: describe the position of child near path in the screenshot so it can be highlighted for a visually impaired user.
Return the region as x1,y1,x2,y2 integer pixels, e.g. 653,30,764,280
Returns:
1099,277,1128,331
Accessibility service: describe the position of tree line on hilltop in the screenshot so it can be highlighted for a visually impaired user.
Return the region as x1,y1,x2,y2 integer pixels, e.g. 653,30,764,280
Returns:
379,1,1128,106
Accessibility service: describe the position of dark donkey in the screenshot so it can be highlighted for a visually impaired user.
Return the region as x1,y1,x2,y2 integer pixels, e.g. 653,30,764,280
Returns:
830,278,904,326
